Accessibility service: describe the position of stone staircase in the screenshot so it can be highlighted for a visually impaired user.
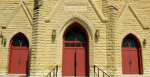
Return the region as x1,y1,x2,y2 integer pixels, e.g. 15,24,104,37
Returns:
0,74,26,77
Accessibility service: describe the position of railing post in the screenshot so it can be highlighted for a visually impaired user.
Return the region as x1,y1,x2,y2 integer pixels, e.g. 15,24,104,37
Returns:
94,65,95,77
46,65,58,77
98,68,99,77
53,69,55,77
56,65,58,77
93,65,111,77
49,72,51,77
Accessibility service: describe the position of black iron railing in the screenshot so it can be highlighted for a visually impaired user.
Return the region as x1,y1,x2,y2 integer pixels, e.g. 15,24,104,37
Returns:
45,65,110,77
46,65,58,77
93,65,111,77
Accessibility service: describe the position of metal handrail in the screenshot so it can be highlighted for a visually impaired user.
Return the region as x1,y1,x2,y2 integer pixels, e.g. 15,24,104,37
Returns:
45,65,110,77
93,65,111,77
46,65,58,77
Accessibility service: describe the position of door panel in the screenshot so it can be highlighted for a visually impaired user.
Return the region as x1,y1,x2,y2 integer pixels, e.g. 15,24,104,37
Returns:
129,49,139,74
62,47,75,76
9,48,29,74
76,47,86,76
122,48,129,74
122,48,139,74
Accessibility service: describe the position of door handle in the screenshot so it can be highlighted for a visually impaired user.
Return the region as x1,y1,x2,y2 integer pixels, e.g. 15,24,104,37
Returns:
17,59,22,65
128,59,132,67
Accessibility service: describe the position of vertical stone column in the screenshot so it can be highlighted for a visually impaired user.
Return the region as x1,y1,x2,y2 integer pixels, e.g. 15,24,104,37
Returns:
103,0,118,76
30,0,56,76
29,0,41,76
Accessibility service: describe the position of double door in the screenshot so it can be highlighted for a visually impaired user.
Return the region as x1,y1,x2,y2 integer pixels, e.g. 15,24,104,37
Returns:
62,41,87,76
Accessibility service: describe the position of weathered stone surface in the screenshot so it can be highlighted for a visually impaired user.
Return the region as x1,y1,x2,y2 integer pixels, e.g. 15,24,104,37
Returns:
0,0,150,77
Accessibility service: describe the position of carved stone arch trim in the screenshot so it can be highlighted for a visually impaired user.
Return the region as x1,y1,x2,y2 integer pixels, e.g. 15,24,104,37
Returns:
59,17,95,41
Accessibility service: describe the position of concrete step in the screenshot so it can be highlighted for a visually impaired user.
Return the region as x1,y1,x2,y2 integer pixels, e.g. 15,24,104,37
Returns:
119,75,143,77
0,74,26,77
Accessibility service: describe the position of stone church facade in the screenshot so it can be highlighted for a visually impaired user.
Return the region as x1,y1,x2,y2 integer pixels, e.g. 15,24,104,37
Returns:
0,0,150,77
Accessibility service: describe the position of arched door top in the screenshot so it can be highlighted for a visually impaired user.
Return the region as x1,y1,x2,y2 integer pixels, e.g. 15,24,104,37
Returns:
10,32,29,48
59,17,95,41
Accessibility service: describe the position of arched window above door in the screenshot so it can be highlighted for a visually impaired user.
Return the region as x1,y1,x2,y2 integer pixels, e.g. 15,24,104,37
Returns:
64,23,88,43
122,36,137,48
11,33,29,47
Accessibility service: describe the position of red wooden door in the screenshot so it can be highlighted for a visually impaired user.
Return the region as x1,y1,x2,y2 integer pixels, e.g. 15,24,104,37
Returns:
62,41,87,76
76,47,86,76
9,47,29,74
62,47,75,76
122,48,139,74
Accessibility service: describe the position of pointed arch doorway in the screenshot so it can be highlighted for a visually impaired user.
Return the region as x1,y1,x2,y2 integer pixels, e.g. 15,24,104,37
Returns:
8,33,29,75
122,34,143,74
62,23,89,76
